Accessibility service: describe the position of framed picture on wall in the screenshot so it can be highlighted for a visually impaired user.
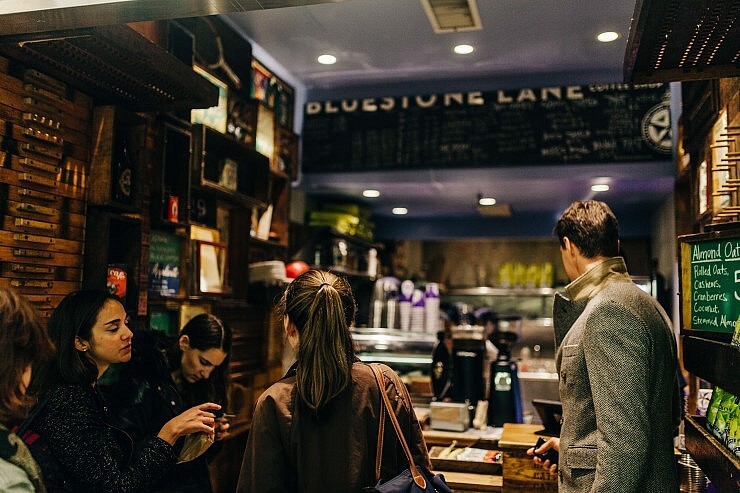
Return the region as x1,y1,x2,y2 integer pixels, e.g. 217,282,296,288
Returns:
251,60,271,103
250,58,294,129
218,158,238,191
276,83,294,128
148,230,182,297
256,104,275,168
195,240,230,294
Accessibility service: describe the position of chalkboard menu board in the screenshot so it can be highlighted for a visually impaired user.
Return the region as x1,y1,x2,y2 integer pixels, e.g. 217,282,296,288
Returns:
680,233,740,333
302,83,671,172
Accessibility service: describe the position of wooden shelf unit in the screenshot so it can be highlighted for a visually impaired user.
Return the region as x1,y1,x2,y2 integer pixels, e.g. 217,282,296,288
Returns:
685,415,740,492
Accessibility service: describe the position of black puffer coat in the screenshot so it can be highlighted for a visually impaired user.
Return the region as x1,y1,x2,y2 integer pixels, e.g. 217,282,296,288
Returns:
31,384,175,492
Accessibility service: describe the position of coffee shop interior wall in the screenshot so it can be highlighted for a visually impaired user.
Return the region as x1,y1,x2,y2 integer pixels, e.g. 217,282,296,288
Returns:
389,237,654,288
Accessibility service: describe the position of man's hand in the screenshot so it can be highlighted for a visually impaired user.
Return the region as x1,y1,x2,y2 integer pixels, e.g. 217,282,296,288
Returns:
526,436,559,474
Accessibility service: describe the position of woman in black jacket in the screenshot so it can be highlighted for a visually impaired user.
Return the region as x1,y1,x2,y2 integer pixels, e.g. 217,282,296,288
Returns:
30,290,220,492
102,314,232,493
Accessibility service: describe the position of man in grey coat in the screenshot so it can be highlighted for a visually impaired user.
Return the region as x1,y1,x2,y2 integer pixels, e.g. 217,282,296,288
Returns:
528,200,680,492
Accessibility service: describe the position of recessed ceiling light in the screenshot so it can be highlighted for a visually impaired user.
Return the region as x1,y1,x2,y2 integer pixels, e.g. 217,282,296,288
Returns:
317,54,337,65
392,207,408,215
478,197,496,206
363,189,380,198
454,44,475,55
591,184,610,192
596,31,619,43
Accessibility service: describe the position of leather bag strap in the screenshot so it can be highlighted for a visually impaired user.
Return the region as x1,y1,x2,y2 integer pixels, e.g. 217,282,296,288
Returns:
370,364,427,490
375,383,385,483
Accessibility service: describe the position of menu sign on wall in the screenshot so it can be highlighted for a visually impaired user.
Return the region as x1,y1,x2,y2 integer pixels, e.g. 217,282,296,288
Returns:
681,235,740,333
302,83,671,172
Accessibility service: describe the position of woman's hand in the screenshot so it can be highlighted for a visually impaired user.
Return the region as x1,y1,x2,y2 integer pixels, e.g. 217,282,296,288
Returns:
526,437,559,474
157,402,220,445
214,415,232,441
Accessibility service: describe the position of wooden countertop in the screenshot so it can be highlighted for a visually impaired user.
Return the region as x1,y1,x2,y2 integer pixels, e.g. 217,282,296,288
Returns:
499,423,545,449
436,471,502,492
423,427,503,448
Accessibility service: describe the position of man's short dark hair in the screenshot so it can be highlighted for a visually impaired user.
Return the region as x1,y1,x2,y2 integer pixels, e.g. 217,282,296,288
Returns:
554,200,620,258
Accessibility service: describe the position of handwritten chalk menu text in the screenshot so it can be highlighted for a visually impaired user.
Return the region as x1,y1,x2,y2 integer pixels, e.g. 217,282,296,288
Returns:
687,238,740,332
302,83,671,172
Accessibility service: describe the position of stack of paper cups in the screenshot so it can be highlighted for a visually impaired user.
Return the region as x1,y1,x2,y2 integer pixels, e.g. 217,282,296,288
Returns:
384,279,399,329
398,280,414,331
424,282,440,333
410,289,425,332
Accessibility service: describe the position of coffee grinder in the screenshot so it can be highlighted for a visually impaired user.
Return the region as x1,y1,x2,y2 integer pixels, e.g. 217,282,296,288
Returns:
487,314,523,426
450,304,486,411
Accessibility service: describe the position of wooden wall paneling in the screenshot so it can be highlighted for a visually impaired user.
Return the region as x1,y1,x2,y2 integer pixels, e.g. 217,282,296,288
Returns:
0,61,90,314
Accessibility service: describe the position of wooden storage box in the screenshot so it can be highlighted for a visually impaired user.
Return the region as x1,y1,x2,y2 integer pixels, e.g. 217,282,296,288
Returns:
429,446,502,475
499,423,557,492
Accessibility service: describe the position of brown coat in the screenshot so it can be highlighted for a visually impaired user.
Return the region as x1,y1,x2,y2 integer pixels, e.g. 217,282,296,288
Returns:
237,362,430,493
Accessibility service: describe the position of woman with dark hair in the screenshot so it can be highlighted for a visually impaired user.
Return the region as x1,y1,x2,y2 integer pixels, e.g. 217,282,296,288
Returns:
237,269,431,492
102,313,233,492
166,314,232,410
30,290,220,492
0,288,54,492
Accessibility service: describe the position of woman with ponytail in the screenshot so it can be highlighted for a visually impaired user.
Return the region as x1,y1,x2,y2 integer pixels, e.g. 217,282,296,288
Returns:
237,270,430,492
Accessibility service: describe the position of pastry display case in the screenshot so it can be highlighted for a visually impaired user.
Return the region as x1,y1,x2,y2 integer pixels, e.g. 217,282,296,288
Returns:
350,327,437,403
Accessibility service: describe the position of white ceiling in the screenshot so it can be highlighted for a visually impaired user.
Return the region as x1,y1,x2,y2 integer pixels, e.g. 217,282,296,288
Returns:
227,0,637,94
228,0,674,237
227,0,675,237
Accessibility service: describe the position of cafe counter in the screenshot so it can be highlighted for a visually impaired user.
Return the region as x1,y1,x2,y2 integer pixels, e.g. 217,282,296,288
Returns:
422,424,557,492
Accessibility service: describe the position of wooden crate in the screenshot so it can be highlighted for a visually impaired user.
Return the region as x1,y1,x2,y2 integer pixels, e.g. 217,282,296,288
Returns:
429,446,502,475
499,423,557,492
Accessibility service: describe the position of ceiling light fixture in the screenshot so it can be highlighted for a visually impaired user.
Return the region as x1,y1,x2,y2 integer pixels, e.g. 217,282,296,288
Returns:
363,189,380,198
591,184,610,192
392,207,408,215
597,31,619,43
317,54,337,65
478,196,496,206
454,44,474,55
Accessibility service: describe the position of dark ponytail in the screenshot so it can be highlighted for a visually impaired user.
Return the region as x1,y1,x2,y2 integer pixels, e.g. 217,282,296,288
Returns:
280,270,356,412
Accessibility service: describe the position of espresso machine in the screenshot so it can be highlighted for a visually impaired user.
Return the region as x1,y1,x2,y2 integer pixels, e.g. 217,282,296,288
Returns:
486,314,524,426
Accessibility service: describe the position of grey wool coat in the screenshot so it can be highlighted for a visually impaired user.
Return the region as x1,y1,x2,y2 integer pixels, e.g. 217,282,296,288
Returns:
554,266,680,492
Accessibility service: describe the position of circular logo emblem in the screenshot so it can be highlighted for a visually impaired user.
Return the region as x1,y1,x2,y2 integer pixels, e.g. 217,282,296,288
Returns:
642,102,672,154
118,168,132,197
